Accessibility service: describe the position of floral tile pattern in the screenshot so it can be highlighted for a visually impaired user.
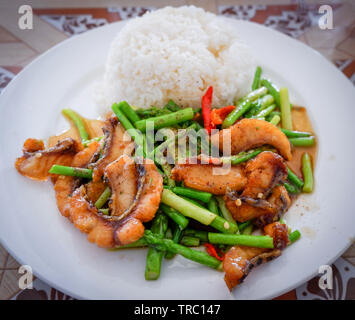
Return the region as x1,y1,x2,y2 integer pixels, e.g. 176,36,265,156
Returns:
107,6,156,20
0,1,354,300
40,14,108,36
218,5,267,21
296,258,355,300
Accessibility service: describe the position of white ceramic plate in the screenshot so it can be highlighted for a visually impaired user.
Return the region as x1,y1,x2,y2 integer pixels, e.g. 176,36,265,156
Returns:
0,19,354,300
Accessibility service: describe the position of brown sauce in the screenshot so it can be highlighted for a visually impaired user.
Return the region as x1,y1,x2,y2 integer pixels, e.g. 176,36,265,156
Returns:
286,106,317,178
48,117,104,148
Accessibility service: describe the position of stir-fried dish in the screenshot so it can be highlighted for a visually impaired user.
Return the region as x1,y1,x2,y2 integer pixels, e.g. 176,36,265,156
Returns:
15,67,316,291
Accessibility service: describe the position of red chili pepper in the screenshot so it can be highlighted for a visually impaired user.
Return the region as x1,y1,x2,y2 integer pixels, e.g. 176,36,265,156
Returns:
210,105,236,126
201,86,215,134
204,243,225,261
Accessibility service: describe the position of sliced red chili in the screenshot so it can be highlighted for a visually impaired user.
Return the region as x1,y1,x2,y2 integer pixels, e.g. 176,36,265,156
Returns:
204,243,225,261
211,105,236,126
201,86,215,134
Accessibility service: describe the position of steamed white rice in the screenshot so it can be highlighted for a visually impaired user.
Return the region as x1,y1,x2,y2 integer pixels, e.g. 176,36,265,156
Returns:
96,6,255,111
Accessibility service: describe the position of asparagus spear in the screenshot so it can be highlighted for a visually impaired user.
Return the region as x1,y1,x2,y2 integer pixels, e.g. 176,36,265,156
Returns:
237,220,252,232
207,197,220,215
94,187,111,209
82,136,103,147
254,104,276,119
284,182,300,194
222,99,252,129
49,165,93,179
289,230,301,243
144,230,222,270
165,225,183,259
117,101,141,123
108,238,148,250
251,66,262,90
302,153,314,193
280,129,312,138
221,149,262,165
260,79,280,106
112,103,145,157
144,212,169,280
208,233,274,248
180,236,200,247
62,109,89,142
161,189,238,234
289,136,315,147
172,186,212,203
135,108,194,131
280,87,293,130
270,114,281,126
183,229,208,242
215,196,236,224
245,94,274,118
287,167,304,189
160,204,189,230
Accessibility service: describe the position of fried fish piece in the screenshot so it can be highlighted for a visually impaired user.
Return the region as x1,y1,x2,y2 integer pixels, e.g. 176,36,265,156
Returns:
211,118,292,160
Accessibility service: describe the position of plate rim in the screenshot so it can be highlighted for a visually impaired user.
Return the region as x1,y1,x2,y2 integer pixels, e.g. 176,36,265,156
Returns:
0,18,354,300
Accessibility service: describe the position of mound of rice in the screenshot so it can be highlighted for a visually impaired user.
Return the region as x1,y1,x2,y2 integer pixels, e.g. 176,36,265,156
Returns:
97,6,255,111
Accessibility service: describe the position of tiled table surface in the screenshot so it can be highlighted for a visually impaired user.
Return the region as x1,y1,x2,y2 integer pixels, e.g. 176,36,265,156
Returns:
0,0,354,300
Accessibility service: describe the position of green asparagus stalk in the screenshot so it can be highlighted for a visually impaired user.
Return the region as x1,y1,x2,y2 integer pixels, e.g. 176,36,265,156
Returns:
280,87,293,130
222,99,252,128
280,129,312,138
237,220,252,232
82,136,104,147
284,182,301,194
242,224,253,235
289,136,315,147
302,153,314,193
221,149,262,165
94,187,111,209
144,212,169,280
270,114,281,126
160,204,189,230
144,230,222,270
172,186,212,203
251,66,262,90
161,189,238,234
135,108,194,131
215,196,236,224
165,226,183,259
62,109,90,142
108,238,148,250
208,233,274,248
112,103,145,157
245,86,268,101
260,79,280,106
49,165,93,179
289,230,301,243
183,229,208,242
117,101,141,123
287,167,304,189
207,197,220,215
254,104,276,119
180,236,200,247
